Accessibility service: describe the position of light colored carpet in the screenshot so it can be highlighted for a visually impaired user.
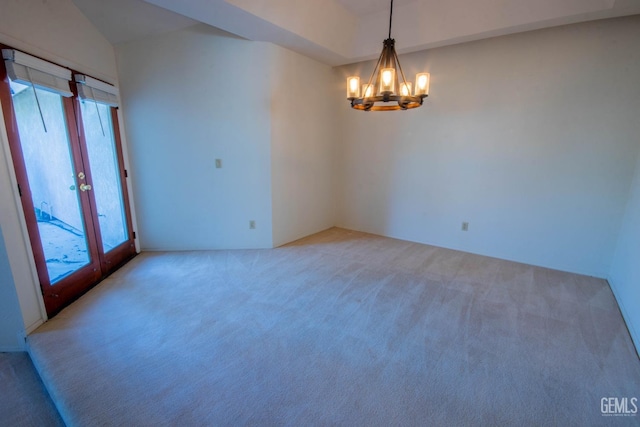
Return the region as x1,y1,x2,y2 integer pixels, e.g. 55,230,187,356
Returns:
0,352,65,426
27,228,640,426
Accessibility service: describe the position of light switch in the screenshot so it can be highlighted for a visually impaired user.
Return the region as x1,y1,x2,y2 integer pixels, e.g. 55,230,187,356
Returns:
215,159,222,169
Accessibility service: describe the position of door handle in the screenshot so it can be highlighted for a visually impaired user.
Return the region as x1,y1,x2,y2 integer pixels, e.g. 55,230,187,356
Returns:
80,183,92,192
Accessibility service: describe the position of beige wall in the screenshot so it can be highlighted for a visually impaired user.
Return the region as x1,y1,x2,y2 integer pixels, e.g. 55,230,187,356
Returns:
116,25,275,250
610,149,640,353
270,45,338,247
116,26,340,250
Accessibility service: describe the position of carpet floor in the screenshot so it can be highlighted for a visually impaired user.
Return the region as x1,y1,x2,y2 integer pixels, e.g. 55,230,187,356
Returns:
27,228,640,426
0,352,65,426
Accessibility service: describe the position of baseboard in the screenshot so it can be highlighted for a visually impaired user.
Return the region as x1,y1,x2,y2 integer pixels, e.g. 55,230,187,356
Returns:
25,318,44,334
0,330,26,352
0,347,24,352
0,344,24,352
335,225,609,278
273,225,336,248
607,279,640,359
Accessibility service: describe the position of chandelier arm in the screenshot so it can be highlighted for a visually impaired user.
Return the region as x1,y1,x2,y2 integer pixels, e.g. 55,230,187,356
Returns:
393,48,410,90
365,47,385,97
351,95,423,111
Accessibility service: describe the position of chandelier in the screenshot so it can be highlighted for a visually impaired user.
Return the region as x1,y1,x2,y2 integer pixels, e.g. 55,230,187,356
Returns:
346,0,429,111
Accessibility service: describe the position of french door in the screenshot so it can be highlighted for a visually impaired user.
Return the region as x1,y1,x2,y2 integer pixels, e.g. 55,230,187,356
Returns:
0,48,136,316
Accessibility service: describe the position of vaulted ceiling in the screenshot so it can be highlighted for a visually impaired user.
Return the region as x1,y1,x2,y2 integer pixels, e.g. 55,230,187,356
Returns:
73,0,640,65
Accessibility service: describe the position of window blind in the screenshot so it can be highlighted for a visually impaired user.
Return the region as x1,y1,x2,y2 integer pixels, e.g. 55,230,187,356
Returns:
74,74,119,107
2,49,73,97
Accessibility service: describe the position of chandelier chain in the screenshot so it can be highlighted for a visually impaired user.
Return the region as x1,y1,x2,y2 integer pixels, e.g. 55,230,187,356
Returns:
388,0,394,39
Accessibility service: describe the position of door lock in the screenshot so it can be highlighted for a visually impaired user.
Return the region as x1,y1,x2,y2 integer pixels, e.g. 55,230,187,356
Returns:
78,172,85,179
80,183,92,192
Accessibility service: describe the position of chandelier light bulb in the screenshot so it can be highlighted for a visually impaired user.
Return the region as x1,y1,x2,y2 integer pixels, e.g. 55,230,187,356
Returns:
362,84,373,98
383,70,392,85
400,82,412,96
415,73,430,96
346,76,360,99
379,68,396,94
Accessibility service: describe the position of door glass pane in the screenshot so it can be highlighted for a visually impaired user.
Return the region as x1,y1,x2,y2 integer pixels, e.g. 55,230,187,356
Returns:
79,100,128,252
10,80,90,283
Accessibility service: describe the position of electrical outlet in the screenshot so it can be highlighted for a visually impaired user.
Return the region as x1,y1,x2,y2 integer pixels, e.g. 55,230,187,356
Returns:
215,159,222,169
461,222,469,231
249,220,256,229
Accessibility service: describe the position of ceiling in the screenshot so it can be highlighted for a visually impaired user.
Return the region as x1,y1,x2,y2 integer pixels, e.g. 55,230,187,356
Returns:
337,0,417,15
72,0,640,66
72,0,197,45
